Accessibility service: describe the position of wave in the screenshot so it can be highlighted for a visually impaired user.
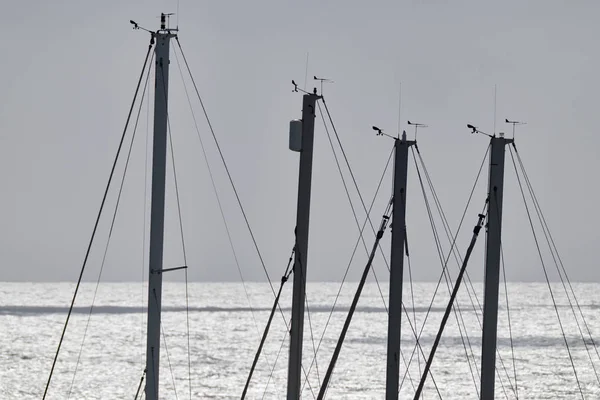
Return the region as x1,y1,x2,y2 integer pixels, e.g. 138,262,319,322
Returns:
0,304,452,316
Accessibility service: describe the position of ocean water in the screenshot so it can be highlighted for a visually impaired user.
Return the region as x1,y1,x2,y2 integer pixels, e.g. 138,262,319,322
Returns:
1,281,600,399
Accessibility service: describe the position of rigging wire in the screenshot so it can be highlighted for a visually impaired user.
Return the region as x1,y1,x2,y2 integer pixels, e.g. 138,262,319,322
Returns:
261,330,289,400
158,49,189,400
300,118,436,394
241,248,295,400
500,244,519,398
166,104,193,400
175,39,282,305
315,99,430,395
321,98,392,273
300,143,394,390
305,292,321,388
67,50,154,399
42,37,155,400
512,144,600,366
155,53,194,399
153,289,180,400
415,146,484,323
405,229,422,393
512,144,600,386
261,326,317,400
513,144,600,378
412,205,488,400
311,101,418,392
397,144,492,393
507,147,585,399
291,233,318,400
481,154,517,397
415,145,516,396
316,101,390,311
133,368,146,400
316,197,394,400
171,48,280,381
141,50,153,366
410,147,481,397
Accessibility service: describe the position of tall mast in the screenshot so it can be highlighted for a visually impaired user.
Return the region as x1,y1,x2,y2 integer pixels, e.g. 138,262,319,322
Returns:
145,14,174,400
480,135,513,399
287,92,319,400
385,131,414,400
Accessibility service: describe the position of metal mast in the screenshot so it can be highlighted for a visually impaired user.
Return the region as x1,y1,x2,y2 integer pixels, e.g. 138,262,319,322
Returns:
480,134,513,399
287,92,319,400
145,14,175,400
385,131,414,400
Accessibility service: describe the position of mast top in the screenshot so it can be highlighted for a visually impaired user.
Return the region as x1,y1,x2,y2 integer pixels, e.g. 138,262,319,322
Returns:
130,13,178,35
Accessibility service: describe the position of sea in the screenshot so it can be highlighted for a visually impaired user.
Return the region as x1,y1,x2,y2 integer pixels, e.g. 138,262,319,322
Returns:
1,281,600,399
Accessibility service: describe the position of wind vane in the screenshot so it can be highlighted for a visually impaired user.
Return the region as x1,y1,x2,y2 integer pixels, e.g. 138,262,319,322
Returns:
505,118,526,139
314,76,334,95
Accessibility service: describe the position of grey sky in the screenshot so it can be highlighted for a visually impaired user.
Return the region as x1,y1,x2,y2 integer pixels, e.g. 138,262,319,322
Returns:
1,0,598,282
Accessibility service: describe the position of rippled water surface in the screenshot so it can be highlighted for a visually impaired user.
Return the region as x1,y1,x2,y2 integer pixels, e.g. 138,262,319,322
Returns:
2,282,600,399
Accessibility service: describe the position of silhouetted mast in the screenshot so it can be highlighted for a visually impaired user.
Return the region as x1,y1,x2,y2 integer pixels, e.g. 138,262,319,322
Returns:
145,14,176,400
385,130,414,400
478,130,513,400
287,89,319,399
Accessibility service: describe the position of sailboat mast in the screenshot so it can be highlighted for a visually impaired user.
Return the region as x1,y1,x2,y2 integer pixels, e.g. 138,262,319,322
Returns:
287,92,318,400
145,15,174,400
385,131,414,400
480,135,512,399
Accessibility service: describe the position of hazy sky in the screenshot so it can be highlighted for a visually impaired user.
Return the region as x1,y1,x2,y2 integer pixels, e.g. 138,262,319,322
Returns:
1,0,598,282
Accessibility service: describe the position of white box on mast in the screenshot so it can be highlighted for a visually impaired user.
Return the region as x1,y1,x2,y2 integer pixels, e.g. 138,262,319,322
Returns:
289,119,302,152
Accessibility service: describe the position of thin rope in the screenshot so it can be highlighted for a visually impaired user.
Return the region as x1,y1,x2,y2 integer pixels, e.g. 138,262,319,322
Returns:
242,249,294,400
67,51,154,399
140,49,152,367
321,98,392,273
405,230,424,395
133,368,146,400
153,289,179,400
42,38,154,400
304,292,321,388
415,147,519,398
500,244,518,398
513,144,600,366
398,144,492,394
316,101,390,317
393,191,442,399
398,302,443,399
171,48,274,372
291,231,318,400
316,102,390,314
164,90,194,400
167,121,193,400
514,145,600,386
411,148,481,397
513,144,600,384
262,329,290,400
412,208,487,400
317,197,393,400
301,145,393,387
416,145,515,396
175,39,280,301
508,147,584,399
485,154,518,398
415,146,484,321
